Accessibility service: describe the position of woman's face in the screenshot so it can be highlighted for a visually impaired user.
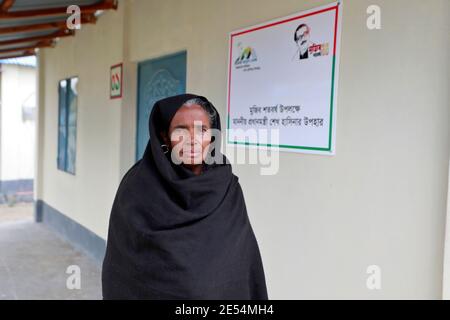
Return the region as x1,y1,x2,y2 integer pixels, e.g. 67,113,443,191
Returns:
166,104,212,167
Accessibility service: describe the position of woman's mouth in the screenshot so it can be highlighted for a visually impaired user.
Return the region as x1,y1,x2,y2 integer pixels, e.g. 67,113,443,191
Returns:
188,152,201,157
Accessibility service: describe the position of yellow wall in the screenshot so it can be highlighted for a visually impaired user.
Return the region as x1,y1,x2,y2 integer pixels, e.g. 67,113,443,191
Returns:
38,0,450,299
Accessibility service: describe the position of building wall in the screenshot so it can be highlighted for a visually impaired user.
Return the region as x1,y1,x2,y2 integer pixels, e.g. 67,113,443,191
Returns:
0,63,36,203
0,64,36,182
37,4,124,239
37,0,450,299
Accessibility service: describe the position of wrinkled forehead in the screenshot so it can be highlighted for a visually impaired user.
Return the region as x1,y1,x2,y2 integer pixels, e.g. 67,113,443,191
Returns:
152,94,197,122
170,104,211,127
151,94,220,138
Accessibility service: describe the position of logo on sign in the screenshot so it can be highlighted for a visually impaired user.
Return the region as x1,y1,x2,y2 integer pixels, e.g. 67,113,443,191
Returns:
234,42,260,72
110,63,123,99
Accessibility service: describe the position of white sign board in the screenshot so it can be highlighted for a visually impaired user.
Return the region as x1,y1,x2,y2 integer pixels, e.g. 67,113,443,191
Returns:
227,1,342,155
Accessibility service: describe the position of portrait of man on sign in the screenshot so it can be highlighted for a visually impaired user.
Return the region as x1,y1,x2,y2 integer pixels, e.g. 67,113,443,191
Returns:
294,23,311,60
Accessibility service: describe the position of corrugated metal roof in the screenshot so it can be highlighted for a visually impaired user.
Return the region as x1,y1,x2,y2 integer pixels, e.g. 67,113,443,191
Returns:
0,29,58,42
0,41,39,50
0,14,68,27
0,56,36,67
0,0,118,59
9,0,101,11
0,50,26,59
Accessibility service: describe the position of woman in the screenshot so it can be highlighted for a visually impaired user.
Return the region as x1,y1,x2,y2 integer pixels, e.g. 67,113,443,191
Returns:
102,93,268,299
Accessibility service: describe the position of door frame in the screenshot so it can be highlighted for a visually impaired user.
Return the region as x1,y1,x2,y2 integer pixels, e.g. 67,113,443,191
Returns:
135,50,187,161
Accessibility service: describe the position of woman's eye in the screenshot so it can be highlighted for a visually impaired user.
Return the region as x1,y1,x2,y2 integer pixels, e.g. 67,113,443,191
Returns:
194,126,208,133
176,128,188,134
171,129,188,140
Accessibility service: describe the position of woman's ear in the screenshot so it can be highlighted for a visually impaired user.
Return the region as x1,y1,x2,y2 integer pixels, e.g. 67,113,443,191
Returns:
159,131,169,145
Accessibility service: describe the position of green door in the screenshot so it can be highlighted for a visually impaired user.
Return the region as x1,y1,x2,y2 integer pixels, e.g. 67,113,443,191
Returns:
136,51,187,160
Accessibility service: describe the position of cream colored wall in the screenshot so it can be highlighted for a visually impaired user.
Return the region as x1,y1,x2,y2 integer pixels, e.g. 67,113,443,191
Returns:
38,0,450,299
38,4,125,238
442,13,450,299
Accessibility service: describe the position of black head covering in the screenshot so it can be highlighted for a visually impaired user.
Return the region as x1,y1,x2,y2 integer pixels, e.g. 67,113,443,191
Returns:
102,93,268,299
148,93,224,180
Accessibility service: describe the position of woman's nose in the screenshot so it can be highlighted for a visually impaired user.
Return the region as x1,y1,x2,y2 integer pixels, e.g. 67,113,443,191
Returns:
190,128,203,141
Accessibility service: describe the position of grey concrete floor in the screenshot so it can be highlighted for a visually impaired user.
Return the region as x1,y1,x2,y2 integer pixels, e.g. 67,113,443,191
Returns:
0,204,102,300
0,202,34,223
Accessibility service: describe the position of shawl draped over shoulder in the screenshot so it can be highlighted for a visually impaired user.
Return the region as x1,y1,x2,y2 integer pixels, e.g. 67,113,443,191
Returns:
102,93,268,299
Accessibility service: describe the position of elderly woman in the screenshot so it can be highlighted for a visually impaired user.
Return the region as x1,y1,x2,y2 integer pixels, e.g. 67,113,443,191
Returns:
102,93,268,299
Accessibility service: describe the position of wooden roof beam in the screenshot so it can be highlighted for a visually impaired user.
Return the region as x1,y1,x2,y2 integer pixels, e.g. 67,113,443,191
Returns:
0,50,35,60
0,0,15,12
0,39,53,55
0,13,96,35
0,0,117,19
0,29,74,46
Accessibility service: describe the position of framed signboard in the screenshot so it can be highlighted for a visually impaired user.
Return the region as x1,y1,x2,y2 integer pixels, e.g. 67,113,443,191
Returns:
227,1,342,155
110,63,123,99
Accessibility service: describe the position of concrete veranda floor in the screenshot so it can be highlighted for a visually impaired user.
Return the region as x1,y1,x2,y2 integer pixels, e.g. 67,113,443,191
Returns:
0,203,102,300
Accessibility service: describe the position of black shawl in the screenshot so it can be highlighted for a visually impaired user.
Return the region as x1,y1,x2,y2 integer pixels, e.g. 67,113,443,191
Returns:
102,93,268,299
